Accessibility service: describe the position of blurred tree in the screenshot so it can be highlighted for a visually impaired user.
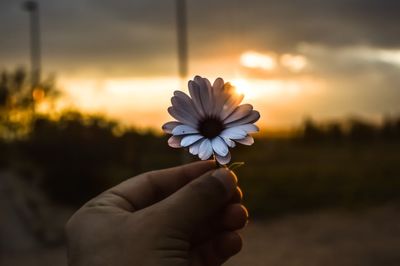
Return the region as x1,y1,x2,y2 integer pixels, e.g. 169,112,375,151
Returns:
0,72,9,106
302,117,324,142
347,118,378,141
13,112,180,206
0,67,59,140
382,115,400,140
325,122,344,142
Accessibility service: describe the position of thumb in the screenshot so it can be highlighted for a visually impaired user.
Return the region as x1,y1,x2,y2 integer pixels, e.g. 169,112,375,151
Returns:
160,168,237,232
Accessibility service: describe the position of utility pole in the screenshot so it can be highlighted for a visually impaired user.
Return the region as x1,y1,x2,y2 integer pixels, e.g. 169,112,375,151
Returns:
23,1,41,89
176,0,188,82
176,0,192,163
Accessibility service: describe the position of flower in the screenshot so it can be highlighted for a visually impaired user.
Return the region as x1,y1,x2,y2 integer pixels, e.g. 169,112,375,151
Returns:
162,75,260,165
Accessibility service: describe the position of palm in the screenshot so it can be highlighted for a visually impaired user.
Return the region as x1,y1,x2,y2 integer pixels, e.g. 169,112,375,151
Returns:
66,161,247,266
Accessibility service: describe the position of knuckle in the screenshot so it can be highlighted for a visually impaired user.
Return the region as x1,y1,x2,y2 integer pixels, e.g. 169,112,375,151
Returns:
188,177,226,203
65,211,80,235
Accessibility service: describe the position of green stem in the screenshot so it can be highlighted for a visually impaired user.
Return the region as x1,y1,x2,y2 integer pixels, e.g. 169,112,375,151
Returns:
213,154,222,168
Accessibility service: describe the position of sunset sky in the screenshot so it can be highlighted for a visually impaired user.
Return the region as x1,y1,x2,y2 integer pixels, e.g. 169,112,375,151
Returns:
1,0,400,130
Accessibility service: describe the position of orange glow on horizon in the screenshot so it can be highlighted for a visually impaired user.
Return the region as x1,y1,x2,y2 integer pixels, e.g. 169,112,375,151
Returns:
54,73,325,131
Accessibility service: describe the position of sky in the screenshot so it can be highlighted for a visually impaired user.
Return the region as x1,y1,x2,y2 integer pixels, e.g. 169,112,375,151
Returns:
1,0,400,129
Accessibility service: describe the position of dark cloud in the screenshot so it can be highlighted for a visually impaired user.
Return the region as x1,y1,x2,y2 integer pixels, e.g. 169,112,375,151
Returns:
183,0,400,53
0,0,399,77
0,0,177,75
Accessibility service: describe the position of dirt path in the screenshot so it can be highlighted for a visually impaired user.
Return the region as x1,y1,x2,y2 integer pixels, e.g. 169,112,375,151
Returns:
227,205,400,266
1,205,399,266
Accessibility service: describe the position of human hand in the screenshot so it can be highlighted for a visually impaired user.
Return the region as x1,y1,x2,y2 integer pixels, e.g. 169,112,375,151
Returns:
66,161,248,266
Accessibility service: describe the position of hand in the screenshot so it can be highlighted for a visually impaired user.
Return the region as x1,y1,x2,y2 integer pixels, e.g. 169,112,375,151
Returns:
66,161,248,266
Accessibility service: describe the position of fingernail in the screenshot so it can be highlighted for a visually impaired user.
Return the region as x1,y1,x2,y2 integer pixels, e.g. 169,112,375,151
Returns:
241,205,249,219
212,168,237,193
245,219,250,227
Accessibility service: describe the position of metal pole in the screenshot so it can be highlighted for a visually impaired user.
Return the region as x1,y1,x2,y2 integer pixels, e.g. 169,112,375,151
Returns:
176,0,188,81
23,1,41,89
176,0,192,163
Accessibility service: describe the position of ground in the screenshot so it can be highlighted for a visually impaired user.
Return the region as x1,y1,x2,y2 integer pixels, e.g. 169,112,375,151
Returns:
1,204,399,266
227,204,400,266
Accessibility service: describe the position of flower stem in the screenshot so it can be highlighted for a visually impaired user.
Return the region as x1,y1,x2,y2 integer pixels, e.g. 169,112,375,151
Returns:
213,155,229,168
228,162,245,171
213,154,222,168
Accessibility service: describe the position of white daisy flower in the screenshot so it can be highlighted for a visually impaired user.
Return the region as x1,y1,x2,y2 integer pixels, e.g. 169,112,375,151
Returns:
162,75,260,165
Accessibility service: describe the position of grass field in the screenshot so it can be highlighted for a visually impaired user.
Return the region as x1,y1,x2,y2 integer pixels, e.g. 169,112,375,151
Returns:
234,138,400,216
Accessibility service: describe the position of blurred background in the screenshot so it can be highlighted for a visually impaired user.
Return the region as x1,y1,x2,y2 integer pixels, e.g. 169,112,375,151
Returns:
1,0,400,265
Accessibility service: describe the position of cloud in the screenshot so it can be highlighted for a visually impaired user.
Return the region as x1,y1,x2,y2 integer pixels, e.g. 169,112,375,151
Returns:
0,0,178,76
0,0,399,121
1,0,400,73
183,0,400,54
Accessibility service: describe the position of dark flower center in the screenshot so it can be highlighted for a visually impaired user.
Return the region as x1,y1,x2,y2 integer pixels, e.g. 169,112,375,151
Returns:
198,117,224,139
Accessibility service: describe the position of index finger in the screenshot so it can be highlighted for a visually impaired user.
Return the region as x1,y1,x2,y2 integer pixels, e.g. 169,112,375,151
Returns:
107,160,216,211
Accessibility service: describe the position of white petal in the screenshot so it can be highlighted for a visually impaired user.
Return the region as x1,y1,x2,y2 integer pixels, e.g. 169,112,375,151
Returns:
168,107,198,128
162,121,181,134
206,79,214,114
198,139,213,160
205,77,212,87
171,96,200,122
236,136,254,146
213,77,224,92
194,76,213,115
216,152,231,165
181,134,203,147
222,137,236,148
211,137,229,156
212,81,232,116
220,93,244,120
172,91,201,119
168,136,182,148
224,104,253,124
188,80,205,117
189,140,203,155
211,78,225,115
220,127,247,140
172,125,199,136
212,92,228,116
225,110,260,128
174,90,191,100
233,124,259,134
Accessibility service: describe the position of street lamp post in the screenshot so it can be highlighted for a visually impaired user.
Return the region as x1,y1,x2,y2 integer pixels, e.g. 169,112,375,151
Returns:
176,0,188,82
176,0,191,163
23,1,41,89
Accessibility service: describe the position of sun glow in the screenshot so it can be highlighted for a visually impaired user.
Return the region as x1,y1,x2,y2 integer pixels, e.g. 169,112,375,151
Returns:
232,79,256,99
240,51,276,70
